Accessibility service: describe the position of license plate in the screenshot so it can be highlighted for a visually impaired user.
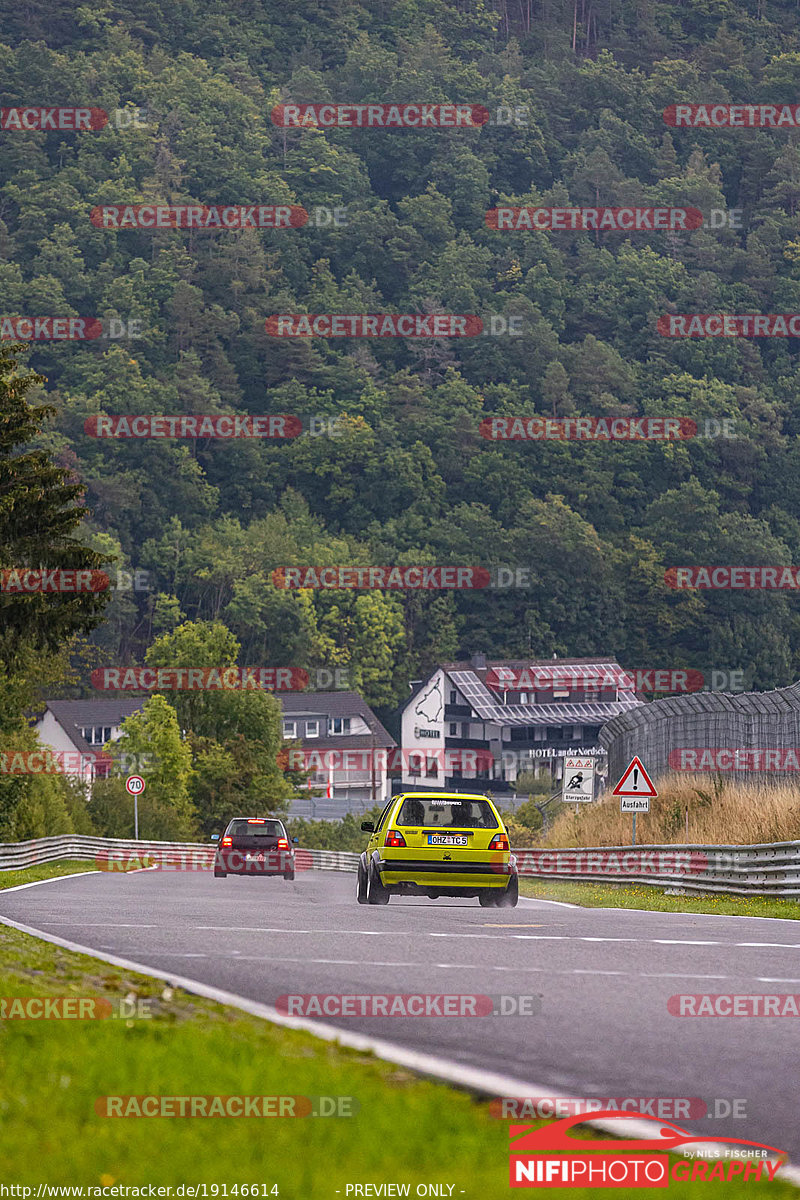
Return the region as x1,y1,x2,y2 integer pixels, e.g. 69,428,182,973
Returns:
428,835,468,846
246,853,264,862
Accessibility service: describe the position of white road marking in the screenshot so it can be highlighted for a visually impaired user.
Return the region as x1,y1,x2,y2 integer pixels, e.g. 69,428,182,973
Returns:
640,973,729,980
29,922,160,928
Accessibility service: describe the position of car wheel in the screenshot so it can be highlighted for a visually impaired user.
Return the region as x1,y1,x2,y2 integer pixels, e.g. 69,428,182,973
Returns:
367,863,390,905
356,860,369,904
478,890,498,907
214,869,226,878
284,872,295,881
498,875,519,908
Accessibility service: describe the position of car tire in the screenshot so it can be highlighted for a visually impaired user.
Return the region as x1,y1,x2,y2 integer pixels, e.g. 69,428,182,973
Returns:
498,875,519,908
357,860,369,904
367,863,390,905
478,890,498,907
214,869,226,877
284,872,295,881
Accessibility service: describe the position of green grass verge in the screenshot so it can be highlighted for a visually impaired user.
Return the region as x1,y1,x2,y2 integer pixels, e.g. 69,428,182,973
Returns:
520,877,800,918
0,873,796,1194
0,859,99,890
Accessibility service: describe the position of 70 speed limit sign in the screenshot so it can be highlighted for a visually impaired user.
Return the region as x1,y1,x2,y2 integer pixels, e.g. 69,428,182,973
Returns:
125,775,145,796
562,757,595,803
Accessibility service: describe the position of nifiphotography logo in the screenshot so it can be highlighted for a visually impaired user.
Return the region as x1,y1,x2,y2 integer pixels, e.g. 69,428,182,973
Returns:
508,1112,786,1187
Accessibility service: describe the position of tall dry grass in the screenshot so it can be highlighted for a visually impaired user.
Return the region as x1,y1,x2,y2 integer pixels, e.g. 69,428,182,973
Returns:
536,776,800,847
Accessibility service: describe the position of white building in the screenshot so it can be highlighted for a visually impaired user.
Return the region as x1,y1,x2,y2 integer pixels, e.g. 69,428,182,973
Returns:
400,654,643,795
34,699,145,783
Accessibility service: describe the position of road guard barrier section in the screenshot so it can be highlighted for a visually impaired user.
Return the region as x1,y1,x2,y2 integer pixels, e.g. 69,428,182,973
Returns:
2,836,799,896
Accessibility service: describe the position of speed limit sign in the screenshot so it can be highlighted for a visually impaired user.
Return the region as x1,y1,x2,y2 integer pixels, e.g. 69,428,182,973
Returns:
125,775,145,796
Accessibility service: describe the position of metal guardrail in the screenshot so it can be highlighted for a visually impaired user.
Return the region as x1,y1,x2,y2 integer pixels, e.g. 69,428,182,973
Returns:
1,835,799,897
0,835,360,875
513,843,800,898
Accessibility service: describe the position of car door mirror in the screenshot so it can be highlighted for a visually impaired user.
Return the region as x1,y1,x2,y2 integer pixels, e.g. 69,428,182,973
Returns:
210,833,220,842
361,821,375,833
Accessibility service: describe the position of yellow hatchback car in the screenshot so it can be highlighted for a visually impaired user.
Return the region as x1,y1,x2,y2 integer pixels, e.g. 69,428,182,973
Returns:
357,791,518,907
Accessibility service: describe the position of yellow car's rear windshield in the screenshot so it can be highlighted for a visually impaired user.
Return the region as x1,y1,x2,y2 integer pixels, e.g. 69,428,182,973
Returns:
395,797,500,829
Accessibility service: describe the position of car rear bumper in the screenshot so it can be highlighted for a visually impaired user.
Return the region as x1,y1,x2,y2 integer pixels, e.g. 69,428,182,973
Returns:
215,850,294,874
377,858,513,886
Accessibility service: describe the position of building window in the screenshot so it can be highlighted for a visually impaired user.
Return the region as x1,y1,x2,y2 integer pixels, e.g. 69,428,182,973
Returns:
426,757,438,778
449,723,458,736
449,691,457,704
331,717,351,735
572,726,582,740
306,720,319,738
80,726,112,745
520,692,528,703
282,720,296,738
553,688,569,699
533,727,546,741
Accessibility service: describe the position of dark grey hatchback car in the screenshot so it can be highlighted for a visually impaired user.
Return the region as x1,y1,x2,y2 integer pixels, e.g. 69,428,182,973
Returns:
212,817,299,879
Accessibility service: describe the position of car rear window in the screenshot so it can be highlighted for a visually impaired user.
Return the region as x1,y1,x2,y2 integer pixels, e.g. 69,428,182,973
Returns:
227,819,284,837
395,797,500,829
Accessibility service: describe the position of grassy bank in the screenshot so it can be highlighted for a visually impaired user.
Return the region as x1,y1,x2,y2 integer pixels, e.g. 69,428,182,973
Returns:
0,859,98,890
541,777,800,848
520,877,800,918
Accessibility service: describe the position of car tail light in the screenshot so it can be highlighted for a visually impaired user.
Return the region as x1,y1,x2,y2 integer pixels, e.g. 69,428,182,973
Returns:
384,829,406,848
221,836,232,847
489,832,509,851
248,818,265,823
277,838,289,849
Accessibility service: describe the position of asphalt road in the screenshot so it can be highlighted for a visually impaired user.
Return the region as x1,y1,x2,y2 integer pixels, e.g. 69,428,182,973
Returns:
2,868,799,1158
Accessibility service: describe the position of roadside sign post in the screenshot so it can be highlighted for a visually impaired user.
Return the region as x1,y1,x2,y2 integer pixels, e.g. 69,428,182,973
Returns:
562,757,595,811
611,757,657,846
125,775,145,839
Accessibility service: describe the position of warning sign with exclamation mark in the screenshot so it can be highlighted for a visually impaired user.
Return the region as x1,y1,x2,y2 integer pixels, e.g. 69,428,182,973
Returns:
612,756,657,811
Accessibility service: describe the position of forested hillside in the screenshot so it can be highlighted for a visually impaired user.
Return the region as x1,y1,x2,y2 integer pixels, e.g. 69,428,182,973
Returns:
5,0,800,715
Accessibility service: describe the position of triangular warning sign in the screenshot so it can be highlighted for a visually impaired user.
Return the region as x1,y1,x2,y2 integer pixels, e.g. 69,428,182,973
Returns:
611,756,657,798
